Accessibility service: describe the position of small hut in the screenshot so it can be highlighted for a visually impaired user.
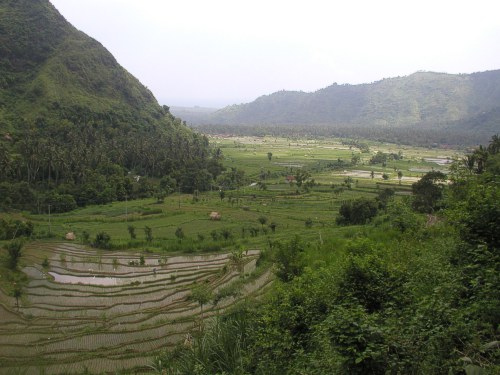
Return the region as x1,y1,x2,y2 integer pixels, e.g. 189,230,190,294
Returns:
65,232,76,241
209,211,221,221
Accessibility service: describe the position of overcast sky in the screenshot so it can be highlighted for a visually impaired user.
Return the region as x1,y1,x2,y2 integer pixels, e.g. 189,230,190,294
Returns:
49,0,500,108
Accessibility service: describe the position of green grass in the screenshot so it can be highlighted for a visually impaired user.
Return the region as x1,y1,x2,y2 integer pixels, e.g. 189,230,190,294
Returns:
0,135,463,373
4,135,460,261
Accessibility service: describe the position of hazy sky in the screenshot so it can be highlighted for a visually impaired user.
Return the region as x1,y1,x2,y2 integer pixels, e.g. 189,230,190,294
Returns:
49,0,500,108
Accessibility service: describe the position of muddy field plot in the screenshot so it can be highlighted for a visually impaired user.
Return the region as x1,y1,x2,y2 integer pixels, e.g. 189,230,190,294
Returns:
0,242,272,374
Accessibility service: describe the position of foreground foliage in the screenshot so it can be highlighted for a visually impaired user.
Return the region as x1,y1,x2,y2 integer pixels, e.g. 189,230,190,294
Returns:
153,137,500,375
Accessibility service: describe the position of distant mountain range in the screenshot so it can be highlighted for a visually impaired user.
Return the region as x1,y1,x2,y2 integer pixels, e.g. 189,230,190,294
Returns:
170,106,218,125
189,70,500,137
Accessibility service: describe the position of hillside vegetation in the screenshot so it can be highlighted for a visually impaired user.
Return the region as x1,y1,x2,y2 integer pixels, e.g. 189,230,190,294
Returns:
0,0,222,212
1,135,499,374
0,0,162,130
199,70,500,145
149,136,500,375
0,1,499,373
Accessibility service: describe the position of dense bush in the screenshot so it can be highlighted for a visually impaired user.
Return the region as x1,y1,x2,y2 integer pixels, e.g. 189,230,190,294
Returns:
158,137,500,375
273,236,305,282
5,240,24,270
0,219,34,240
41,192,77,213
92,232,111,249
337,197,378,225
411,170,446,213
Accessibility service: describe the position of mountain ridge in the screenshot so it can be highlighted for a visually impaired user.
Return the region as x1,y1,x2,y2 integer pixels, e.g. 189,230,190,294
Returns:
0,0,167,132
202,70,500,136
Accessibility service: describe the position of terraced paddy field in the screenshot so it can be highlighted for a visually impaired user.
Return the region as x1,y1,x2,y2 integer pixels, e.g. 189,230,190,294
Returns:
0,242,271,374
0,136,464,373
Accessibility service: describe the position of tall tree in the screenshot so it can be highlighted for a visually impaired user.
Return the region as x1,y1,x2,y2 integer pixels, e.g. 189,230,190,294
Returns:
412,171,447,213
5,240,23,270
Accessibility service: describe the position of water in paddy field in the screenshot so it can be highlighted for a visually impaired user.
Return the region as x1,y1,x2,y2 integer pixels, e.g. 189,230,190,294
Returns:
49,272,119,286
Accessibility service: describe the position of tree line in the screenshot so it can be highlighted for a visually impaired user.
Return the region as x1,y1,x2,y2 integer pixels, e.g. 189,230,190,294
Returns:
0,109,223,212
193,123,491,148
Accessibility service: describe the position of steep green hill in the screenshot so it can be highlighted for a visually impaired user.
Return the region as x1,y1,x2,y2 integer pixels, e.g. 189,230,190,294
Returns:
0,0,167,131
0,0,221,211
206,71,500,136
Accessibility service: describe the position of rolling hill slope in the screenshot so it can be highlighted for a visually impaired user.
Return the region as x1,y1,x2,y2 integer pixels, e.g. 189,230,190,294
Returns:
0,0,221,209
205,70,500,136
0,0,166,131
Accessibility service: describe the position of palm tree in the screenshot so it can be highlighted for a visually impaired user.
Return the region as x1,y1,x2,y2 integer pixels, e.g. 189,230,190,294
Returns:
6,241,23,270
191,284,213,320
487,134,500,155
460,154,475,174
11,284,22,310
473,145,488,173
258,216,268,228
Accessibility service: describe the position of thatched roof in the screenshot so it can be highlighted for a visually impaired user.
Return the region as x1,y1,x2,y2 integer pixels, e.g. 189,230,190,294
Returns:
65,232,76,240
209,211,221,220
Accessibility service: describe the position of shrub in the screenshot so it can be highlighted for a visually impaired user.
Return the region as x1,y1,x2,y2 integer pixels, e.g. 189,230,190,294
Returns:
82,230,90,244
370,151,388,165
337,198,378,225
269,222,277,233
175,227,185,241
5,240,23,270
92,232,111,249
249,227,260,237
273,236,305,282
220,228,232,240
42,192,77,213
127,225,136,239
0,219,34,240
258,216,268,227
412,171,446,213
376,188,395,210
144,226,153,243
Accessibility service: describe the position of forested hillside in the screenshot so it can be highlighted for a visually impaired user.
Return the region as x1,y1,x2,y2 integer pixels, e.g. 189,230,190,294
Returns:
0,0,222,212
202,70,500,144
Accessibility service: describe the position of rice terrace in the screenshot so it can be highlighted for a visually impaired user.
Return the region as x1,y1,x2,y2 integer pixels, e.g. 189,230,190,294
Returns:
1,1,499,373
1,241,267,374
0,135,464,374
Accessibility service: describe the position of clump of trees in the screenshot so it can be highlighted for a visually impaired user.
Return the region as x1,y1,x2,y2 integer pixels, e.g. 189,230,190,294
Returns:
0,121,224,213
412,170,446,213
273,236,305,282
92,232,111,249
216,167,246,190
0,219,33,240
5,240,23,270
337,198,378,225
